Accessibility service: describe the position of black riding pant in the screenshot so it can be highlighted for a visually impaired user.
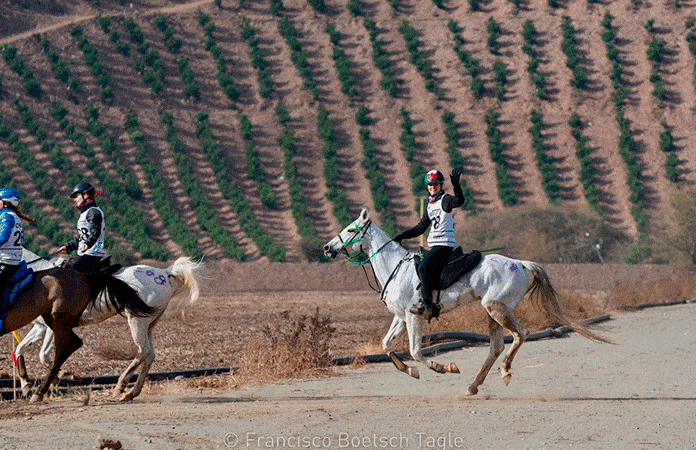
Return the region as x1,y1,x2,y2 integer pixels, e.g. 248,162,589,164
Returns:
418,245,454,304
70,255,102,273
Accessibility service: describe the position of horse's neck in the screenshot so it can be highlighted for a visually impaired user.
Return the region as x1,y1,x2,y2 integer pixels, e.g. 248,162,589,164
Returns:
366,226,410,286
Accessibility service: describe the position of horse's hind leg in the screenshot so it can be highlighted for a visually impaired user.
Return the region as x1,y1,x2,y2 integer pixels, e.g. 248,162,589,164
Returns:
31,318,82,403
487,300,529,387
466,311,504,396
115,315,159,401
499,312,529,386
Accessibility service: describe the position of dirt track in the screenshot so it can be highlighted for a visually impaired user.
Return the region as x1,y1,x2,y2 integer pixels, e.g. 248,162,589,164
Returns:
1,302,695,450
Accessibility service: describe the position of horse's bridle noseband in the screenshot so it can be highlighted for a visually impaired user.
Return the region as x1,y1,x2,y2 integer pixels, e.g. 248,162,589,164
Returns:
337,219,374,263
335,219,411,299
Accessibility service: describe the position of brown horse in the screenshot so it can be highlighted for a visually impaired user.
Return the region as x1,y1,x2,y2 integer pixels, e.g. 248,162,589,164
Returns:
1,266,155,402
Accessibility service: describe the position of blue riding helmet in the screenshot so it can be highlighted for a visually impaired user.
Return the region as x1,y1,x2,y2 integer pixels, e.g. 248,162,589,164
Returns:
0,187,20,207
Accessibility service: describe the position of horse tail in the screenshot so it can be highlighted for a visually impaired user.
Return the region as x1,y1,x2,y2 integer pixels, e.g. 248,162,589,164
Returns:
166,257,203,324
85,273,157,317
521,261,614,344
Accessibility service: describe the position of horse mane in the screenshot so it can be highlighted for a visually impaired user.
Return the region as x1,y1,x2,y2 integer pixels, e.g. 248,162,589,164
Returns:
84,272,157,317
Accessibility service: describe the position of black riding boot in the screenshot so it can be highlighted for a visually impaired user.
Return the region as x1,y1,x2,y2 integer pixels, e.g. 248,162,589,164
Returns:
410,286,434,318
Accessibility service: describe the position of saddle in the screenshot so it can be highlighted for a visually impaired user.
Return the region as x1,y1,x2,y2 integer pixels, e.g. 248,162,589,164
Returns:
97,256,122,275
0,261,34,323
63,255,122,275
414,247,482,291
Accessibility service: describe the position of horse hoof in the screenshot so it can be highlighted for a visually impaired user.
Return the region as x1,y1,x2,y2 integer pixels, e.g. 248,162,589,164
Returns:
502,374,512,386
119,393,134,402
447,363,460,374
407,367,420,379
466,386,478,396
29,393,43,403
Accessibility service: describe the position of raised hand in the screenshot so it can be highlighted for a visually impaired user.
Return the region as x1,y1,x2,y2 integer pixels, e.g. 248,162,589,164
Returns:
449,168,461,185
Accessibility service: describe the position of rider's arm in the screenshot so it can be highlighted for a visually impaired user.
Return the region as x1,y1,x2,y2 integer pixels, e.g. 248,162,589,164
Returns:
0,212,16,245
394,213,431,242
442,180,465,213
64,238,79,252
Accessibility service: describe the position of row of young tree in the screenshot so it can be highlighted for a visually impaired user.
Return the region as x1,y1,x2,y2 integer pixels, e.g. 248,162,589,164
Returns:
601,12,648,232
4,1,692,261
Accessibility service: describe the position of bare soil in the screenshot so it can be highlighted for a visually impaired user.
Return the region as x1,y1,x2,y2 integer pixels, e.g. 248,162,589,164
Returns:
1,264,696,449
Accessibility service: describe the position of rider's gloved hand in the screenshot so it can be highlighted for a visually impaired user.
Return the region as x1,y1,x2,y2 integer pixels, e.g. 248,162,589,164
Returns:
449,168,461,185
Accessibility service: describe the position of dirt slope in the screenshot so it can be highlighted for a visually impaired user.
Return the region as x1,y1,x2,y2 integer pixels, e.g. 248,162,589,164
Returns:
1,0,695,261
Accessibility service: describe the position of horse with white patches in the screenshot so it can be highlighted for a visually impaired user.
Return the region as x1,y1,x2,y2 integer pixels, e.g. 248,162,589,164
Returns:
15,250,203,401
323,209,612,395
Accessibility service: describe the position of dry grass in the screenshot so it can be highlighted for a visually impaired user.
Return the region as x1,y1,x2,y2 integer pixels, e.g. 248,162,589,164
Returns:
184,308,340,391
602,269,696,311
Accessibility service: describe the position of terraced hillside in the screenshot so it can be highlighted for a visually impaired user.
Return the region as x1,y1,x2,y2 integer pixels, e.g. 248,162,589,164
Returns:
1,0,695,263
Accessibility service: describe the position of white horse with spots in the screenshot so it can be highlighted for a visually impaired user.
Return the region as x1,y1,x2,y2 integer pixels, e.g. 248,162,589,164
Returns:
15,250,203,401
323,210,611,395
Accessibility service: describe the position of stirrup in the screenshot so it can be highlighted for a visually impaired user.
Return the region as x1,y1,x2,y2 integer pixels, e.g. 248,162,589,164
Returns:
409,299,431,316
427,303,441,323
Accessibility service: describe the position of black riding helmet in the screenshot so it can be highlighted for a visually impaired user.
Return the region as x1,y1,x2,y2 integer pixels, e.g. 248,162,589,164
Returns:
70,182,95,198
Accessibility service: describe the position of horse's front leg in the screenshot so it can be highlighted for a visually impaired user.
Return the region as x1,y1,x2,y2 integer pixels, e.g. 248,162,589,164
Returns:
382,316,419,379
15,323,48,398
30,316,82,403
16,355,33,398
406,313,459,376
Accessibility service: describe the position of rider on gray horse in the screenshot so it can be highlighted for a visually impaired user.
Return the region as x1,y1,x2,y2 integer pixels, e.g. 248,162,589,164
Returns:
393,169,464,319
58,182,107,273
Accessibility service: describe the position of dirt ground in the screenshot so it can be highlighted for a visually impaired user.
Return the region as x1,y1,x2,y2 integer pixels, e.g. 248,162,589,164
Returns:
1,295,696,449
0,261,695,449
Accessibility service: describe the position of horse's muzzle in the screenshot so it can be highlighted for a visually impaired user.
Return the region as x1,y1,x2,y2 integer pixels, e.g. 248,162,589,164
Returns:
323,245,338,258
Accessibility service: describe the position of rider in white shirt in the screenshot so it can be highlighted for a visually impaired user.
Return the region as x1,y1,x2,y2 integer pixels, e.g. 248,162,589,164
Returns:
393,169,464,319
58,182,106,273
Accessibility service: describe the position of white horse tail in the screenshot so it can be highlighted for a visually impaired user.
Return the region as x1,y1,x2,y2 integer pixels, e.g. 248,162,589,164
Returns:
521,261,613,344
167,257,203,325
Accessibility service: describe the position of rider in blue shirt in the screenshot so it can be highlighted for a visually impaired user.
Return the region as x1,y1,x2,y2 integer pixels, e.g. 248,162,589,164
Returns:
393,169,464,319
0,188,34,294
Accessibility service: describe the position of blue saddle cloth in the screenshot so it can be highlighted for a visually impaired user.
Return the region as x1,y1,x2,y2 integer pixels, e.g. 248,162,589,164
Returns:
0,262,33,333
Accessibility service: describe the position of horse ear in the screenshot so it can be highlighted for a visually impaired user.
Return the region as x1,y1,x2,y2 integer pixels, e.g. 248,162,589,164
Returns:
360,209,369,221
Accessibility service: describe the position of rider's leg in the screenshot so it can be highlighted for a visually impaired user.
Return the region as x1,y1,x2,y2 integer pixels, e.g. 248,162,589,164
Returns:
68,255,102,273
411,246,453,317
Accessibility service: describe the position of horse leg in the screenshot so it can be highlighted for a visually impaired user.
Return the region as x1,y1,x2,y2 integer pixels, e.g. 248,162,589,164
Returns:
404,313,460,376
490,303,529,386
115,315,159,401
381,316,419,378
466,310,504,396
120,316,161,401
14,322,48,397
381,316,405,352
16,356,33,398
31,318,82,403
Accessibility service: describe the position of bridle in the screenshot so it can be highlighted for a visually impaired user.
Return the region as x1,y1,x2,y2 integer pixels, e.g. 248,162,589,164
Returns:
335,219,411,299
338,220,379,265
